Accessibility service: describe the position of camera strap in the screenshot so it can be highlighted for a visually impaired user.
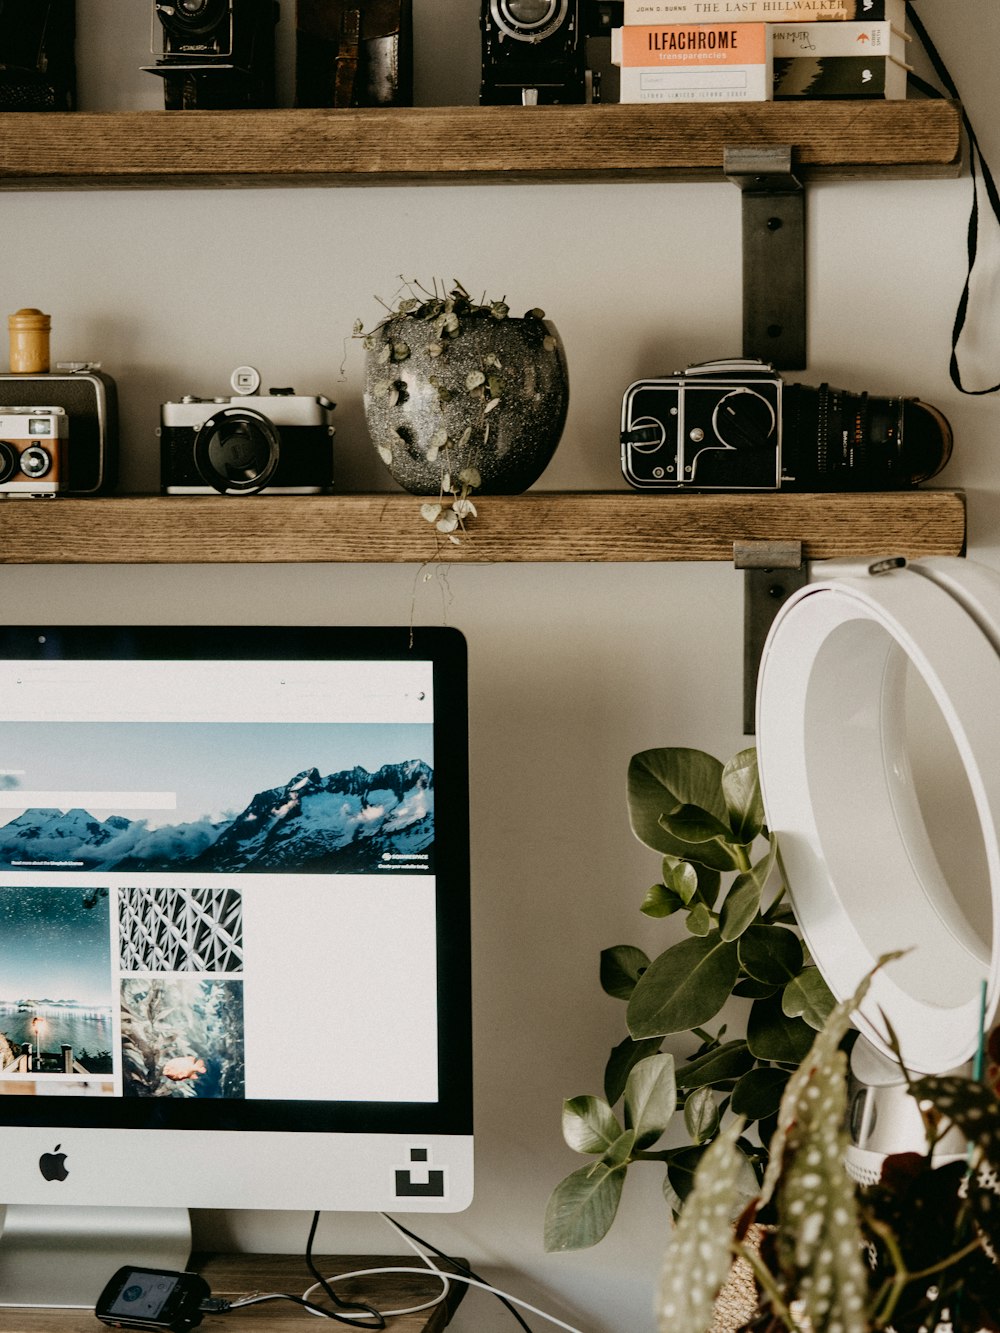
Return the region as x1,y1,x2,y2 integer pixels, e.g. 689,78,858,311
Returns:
907,7,1000,395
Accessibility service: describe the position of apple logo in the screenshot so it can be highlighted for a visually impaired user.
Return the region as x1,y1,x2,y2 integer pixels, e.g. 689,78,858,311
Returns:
38,1144,68,1182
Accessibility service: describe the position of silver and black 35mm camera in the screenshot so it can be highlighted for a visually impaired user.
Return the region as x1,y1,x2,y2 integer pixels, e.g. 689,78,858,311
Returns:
159,367,335,496
142,0,278,109
0,407,67,496
620,358,953,492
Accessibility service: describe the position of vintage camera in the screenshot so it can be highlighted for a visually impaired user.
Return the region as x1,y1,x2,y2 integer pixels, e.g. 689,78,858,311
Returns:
142,0,278,109
0,365,118,494
160,367,335,495
0,0,76,110
481,0,585,105
0,406,67,496
620,358,953,492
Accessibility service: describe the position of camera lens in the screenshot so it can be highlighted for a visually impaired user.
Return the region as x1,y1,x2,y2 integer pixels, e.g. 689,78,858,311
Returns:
782,383,953,490
0,442,17,484
491,0,568,39
156,0,229,38
193,407,280,495
19,445,52,478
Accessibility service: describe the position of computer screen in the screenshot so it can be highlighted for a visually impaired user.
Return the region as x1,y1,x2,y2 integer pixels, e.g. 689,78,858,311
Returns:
0,624,472,1304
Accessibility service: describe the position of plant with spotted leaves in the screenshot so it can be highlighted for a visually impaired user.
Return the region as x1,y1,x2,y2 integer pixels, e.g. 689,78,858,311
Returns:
658,959,1000,1333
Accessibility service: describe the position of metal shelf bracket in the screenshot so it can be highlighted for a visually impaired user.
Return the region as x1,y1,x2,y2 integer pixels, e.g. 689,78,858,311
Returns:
724,145,806,372
735,539,809,735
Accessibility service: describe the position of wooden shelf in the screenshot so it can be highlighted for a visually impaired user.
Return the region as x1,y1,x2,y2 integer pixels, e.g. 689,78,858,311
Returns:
0,101,962,190
0,491,966,565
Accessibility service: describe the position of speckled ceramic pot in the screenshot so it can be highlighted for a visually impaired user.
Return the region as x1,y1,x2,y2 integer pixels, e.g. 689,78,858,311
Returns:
363,310,569,495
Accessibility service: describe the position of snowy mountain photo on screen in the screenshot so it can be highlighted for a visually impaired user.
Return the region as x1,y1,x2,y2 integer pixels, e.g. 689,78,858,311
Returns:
0,722,436,875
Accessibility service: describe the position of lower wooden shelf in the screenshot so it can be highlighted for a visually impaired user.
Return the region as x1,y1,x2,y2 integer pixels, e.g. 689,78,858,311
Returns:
0,1253,467,1330
0,490,967,566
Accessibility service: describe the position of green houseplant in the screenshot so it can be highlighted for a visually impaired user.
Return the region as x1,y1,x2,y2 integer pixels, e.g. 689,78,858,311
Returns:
545,746,836,1253
544,745,1000,1332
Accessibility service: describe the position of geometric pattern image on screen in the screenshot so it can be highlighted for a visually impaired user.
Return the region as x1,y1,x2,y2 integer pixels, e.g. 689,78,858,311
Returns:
119,887,243,973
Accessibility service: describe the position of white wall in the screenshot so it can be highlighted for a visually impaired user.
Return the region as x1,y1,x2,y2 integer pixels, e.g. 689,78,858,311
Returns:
2,2,999,1328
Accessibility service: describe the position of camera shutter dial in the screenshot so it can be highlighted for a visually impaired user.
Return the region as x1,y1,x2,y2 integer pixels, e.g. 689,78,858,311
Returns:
712,388,776,452
19,445,52,478
192,407,281,495
490,0,570,41
155,0,230,38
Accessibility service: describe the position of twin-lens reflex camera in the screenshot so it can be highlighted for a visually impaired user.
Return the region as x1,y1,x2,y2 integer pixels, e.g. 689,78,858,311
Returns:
620,359,953,492
159,366,335,495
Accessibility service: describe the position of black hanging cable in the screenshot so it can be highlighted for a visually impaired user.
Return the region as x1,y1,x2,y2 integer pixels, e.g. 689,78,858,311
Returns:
384,1213,535,1332
304,1210,388,1328
907,5,1000,395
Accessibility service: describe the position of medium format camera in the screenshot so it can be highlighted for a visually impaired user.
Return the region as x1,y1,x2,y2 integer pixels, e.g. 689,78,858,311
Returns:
0,407,67,496
0,365,118,494
620,358,953,492
142,0,278,109
159,367,336,495
0,0,76,110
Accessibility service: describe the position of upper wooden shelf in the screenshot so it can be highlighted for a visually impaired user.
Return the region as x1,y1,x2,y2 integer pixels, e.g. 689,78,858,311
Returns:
0,101,963,190
0,491,966,565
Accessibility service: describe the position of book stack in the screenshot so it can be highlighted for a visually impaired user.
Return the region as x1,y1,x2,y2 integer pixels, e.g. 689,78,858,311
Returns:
612,0,911,103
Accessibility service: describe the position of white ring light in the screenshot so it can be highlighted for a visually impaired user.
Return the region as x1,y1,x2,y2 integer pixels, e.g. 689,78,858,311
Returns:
756,557,1000,1074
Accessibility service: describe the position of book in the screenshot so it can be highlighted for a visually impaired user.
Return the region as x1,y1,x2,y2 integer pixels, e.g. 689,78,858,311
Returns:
773,53,909,96
770,19,908,58
612,23,773,102
623,0,907,24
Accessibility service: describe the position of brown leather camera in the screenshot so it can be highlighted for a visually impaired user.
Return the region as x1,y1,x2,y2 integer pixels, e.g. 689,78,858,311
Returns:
295,0,413,107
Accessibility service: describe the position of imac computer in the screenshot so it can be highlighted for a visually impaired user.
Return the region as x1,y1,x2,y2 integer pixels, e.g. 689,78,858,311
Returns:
0,624,473,1308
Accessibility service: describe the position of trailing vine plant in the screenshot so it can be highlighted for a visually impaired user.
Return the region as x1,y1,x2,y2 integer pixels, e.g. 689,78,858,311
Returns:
355,278,559,544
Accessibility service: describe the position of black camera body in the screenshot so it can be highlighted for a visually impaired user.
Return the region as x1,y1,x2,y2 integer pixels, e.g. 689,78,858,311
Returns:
160,371,335,495
480,0,585,105
0,365,118,494
620,358,953,493
143,0,278,109
0,0,76,110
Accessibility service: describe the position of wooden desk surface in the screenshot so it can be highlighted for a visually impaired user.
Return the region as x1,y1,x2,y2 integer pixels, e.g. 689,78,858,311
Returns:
0,1253,467,1331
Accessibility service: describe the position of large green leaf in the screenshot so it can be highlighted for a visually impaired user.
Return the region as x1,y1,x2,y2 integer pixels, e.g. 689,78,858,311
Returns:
746,994,815,1065
623,1053,677,1149
604,1035,663,1106
627,932,740,1039
561,1095,621,1155
627,748,728,853
782,967,836,1032
738,923,803,986
600,945,650,1000
721,747,765,844
665,1144,708,1206
543,1159,627,1252
657,804,748,871
731,1065,790,1121
675,1039,756,1091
